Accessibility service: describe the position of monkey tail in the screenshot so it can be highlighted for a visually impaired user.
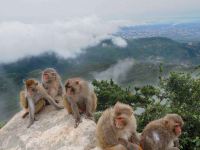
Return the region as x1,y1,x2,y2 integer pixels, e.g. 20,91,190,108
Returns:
19,90,28,109
63,96,73,114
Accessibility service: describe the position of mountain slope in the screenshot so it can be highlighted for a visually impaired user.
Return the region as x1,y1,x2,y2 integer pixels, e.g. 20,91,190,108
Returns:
0,37,200,121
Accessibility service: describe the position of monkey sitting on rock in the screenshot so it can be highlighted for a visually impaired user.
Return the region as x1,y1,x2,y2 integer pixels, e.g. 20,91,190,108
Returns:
20,79,64,128
41,68,64,104
140,114,184,150
96,102,141,150
64,78,97,128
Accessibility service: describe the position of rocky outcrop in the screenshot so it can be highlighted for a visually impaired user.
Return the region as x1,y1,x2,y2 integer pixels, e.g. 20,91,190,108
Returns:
0,106,97,150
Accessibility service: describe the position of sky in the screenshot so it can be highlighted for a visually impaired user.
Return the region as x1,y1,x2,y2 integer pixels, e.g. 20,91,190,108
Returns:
0,0,200,63
0,0,200,23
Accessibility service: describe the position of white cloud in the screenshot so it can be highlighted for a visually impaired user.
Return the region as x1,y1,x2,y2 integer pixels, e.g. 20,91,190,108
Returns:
0,0,199,23
0,0,199,63
93,58,135,83
112,37,128,48
0,16,128,63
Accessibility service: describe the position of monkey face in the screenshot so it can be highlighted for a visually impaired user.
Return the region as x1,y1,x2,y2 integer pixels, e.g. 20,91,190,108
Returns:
164,114,184,137
113,102,133,129
43,73,49,82
27,87,37,95
25,79,38,96
42,68,58,83
43,71,57,82
114,115,128,129
65,80,72,90
174,123,182,136
65,79,81,94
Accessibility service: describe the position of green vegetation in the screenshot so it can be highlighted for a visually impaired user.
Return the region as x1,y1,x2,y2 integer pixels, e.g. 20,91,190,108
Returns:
92,72,200,150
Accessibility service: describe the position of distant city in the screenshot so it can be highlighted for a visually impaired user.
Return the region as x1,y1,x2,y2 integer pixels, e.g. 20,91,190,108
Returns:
116,22,200,43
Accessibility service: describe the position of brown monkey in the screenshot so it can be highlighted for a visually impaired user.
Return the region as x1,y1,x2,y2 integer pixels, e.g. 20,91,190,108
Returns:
22,79,64,128
140,114,184,150
96,102,141,150
19,90,45,118
64,78,97,128
42,68,64,104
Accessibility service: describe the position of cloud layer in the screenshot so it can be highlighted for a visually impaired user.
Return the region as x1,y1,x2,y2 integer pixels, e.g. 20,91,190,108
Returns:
0,0,199,22
0,16,127,63
112,37,128,48
93,58,135,83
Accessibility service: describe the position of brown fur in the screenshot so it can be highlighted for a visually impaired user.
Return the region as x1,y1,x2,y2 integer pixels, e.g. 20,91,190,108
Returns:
42,68,64,104
96,102,140,150
19,89,45,118
63,96,73,114
64,78,97,128
21,79,63,128
140,114,184,150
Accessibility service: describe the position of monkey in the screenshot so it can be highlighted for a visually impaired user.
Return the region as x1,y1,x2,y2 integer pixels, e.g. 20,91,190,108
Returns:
63,78,97,128
19,90,46,118
140,113,184,150
19,68,63,118
96,102,141,150
42,68,64,104
22,79,64,128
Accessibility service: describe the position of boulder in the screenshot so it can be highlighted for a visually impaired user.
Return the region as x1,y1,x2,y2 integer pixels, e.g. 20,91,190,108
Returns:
0,106,97,150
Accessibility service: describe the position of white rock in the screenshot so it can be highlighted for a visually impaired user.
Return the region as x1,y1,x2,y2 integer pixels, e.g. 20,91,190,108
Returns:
0,106,97,150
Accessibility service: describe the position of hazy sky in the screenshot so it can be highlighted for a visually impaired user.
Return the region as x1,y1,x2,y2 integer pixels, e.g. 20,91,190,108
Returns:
0,0,199,63
0,0,200,23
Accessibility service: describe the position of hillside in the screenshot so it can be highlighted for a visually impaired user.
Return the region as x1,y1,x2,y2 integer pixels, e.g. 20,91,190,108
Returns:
0,37,200,121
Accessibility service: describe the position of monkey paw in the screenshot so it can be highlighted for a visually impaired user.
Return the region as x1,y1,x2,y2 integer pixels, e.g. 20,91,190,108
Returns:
74,119,82,128
27,121,34,128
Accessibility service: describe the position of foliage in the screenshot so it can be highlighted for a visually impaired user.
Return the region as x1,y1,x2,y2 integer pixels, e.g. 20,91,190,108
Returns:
92,72,200,150
94,111,103,123
92,79,136,110
163,72,200,149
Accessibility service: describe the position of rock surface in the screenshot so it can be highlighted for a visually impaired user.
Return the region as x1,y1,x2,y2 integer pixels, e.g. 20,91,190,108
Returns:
0,106,97,150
